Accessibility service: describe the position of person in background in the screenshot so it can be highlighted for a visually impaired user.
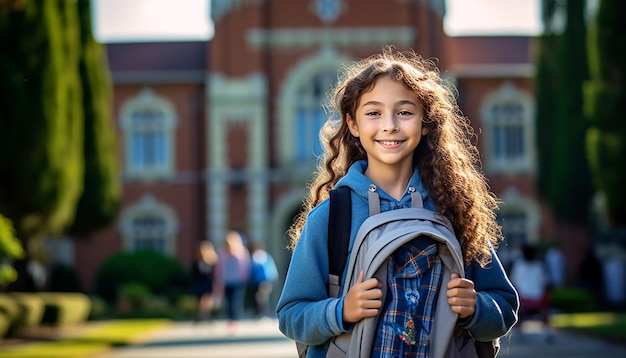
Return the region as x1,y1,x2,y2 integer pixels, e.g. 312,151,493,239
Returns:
214,230,251,327
510,244,553,342
249,241,279,319
190,240,218,324
545,244,566,288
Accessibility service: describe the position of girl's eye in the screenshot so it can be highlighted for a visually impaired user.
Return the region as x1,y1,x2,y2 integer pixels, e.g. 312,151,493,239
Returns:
398,110,413,116
365,111,380,116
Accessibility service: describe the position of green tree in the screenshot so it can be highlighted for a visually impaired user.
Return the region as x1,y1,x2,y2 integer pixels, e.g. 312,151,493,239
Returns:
0,0,120,289
535,0,560,200
584,0,626,226
67,0,120,236
536,0,593,223
0,0,84,243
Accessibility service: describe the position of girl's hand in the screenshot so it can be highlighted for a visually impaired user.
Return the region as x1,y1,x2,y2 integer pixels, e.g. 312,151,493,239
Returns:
342,270,383,323
446,273,476,319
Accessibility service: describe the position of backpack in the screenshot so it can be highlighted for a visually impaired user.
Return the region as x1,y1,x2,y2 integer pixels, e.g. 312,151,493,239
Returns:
297,187,500,358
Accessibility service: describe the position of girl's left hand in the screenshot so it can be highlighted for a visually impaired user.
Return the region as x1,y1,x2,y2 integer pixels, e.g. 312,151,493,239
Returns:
446,273,476,319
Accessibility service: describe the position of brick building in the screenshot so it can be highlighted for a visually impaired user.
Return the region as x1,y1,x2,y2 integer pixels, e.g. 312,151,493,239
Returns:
67,0,578,296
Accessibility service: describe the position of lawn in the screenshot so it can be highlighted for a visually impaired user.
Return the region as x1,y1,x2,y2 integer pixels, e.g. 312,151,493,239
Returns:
551,312,626,343
0,319,170,358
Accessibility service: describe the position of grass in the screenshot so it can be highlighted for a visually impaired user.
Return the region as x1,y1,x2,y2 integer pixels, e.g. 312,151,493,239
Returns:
0,319,171,358
551,311,626,343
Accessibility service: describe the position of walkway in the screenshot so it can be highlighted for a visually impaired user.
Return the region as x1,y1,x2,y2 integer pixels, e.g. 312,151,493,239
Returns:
96,318,626,358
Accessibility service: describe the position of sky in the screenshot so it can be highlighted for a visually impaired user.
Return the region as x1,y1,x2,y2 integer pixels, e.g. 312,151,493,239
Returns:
93,0,541,43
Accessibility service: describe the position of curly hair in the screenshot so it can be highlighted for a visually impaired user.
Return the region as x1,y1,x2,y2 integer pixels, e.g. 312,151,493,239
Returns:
287,46,503,267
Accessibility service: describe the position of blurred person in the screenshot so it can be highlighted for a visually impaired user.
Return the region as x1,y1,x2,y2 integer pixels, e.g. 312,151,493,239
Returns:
214,230,251,327
190,240,218,324
545,244,566,288
249,241,278,319
510,244,553,342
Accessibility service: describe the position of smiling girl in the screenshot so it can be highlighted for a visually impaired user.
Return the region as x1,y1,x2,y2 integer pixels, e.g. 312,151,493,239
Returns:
276,47,518,358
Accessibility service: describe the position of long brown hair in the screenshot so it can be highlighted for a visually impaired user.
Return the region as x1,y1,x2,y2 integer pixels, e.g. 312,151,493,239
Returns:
287,46,502,267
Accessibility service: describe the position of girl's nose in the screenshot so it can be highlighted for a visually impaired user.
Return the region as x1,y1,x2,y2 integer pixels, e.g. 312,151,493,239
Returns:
382,114,399,132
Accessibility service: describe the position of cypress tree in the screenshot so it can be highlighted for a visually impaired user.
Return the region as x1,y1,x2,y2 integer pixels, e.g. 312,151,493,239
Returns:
535,0,560,200
548,0,593,222
0,0,84,243
67,0,120,237
536,0,592,223
584,0,626,225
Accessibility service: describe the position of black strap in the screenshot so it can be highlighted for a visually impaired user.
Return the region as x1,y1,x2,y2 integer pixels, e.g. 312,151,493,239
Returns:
328,187,352,287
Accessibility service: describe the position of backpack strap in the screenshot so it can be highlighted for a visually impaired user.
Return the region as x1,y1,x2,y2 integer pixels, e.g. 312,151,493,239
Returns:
327,186,351,298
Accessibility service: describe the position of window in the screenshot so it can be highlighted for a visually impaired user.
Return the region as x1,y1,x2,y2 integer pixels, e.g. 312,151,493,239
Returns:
131,215,167,252
119,194,179,255
482,82,535,174
120,88,177,179
294,71,336,162
130,108,168,171
491,103,525,162
278,51,351,171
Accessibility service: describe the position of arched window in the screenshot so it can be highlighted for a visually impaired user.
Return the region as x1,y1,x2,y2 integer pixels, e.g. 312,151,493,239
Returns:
278,49,351,174
120,88,177,180
119,194,179,255
482,82,535,175
294,70,337,162
491,102,525,162
131,214,167,252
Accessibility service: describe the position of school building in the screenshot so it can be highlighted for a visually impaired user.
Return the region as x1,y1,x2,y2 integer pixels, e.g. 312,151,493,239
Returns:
60,0,588,296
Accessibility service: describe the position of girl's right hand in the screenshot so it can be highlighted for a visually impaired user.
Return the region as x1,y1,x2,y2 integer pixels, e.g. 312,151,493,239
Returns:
342,270,383,323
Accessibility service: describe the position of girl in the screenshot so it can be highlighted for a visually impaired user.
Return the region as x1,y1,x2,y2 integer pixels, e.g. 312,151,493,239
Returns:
276,47,518,357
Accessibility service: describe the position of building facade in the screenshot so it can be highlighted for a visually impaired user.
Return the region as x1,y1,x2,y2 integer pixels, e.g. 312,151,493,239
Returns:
69,0,571,295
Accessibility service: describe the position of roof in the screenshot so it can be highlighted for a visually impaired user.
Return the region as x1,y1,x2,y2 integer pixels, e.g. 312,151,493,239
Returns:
446,36,535,78
105,42,207,84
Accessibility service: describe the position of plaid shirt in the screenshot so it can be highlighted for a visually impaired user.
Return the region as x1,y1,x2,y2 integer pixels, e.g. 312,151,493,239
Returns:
371,238,443,357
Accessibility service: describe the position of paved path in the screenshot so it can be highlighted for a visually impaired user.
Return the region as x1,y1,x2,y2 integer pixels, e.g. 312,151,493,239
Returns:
97,318,626,358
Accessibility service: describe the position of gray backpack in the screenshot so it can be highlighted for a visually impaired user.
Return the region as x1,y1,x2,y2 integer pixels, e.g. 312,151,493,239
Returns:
298,187,500,358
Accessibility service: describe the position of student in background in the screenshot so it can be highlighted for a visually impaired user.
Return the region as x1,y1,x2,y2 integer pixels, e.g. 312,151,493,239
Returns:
190,240,218,323
510,244,553,342
249,241,279,319
214,230,251,327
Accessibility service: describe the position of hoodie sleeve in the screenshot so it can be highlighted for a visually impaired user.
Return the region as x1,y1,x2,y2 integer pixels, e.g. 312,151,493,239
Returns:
457,250,519,341
275,201,349,345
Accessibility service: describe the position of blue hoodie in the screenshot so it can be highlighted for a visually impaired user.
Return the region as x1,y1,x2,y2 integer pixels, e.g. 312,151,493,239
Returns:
276,160,519,357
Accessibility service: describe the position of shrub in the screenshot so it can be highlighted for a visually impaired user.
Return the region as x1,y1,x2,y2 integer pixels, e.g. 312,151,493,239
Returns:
0,293,20,337
551,286,597,312
87,294,109,320
8,292,45,327
39,292,91,326
118,281,151,310
94,251,190,305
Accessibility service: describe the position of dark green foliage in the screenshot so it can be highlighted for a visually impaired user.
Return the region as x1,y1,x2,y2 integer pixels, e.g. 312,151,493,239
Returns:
94,251,190,304
48,263,83,292
584,0,626,225
0,0,84,241
551,286,598,312
67,0,120,237
0,214,24,286
535,0,593,223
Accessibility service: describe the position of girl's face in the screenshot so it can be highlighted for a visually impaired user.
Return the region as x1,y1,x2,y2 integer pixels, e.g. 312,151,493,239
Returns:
347,75,427,175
